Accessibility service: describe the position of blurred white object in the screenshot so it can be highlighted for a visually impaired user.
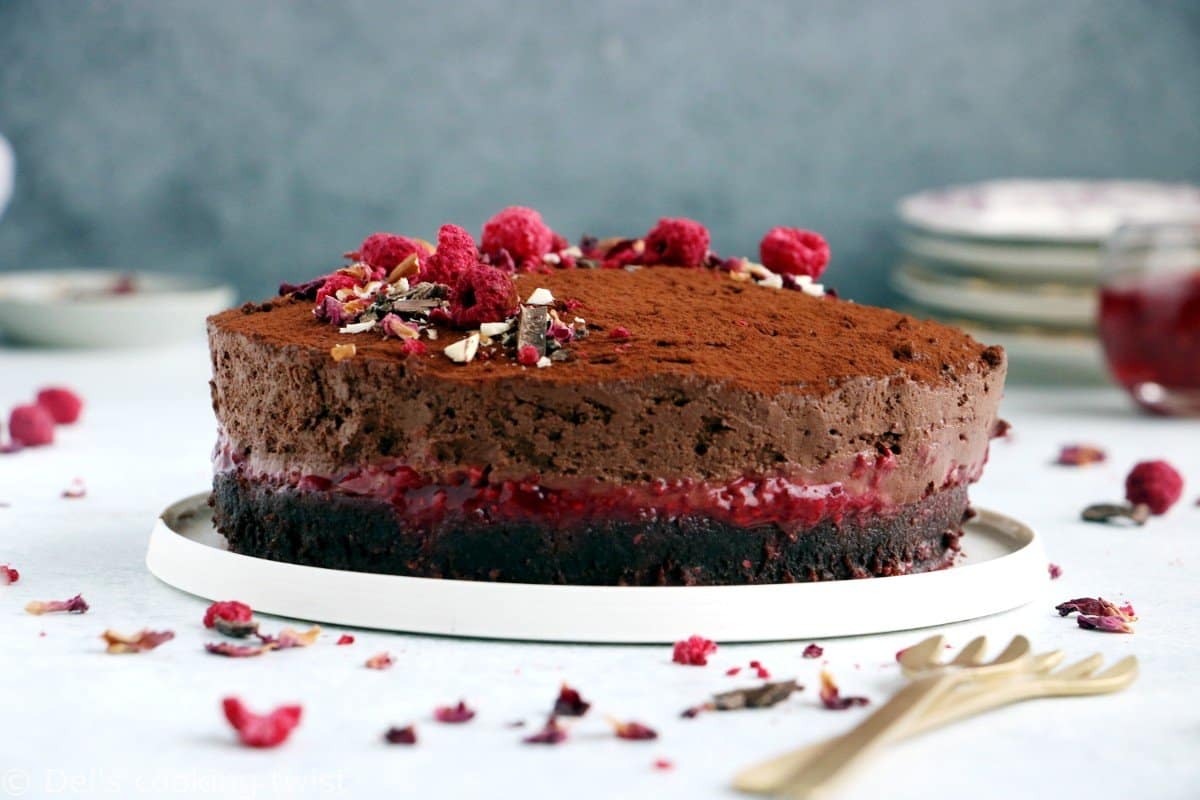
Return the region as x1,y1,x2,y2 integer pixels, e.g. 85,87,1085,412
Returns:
899,179,1200,243
0,133,13,221
892,262,1095,329
0,270,235,348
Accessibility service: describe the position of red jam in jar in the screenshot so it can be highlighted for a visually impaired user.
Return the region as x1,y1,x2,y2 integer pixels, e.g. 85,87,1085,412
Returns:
1099,269,1200,414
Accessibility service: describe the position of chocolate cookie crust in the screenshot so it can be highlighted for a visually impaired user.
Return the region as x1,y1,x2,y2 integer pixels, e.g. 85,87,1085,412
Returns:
213,473,969,586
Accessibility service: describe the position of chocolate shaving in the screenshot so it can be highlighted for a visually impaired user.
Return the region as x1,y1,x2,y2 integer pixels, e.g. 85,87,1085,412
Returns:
710,679,801,711
517,305,549,357
1081,503,1151,526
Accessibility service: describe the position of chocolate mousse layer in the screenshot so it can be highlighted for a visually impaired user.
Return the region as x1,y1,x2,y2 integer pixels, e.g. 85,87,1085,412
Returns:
208,266,1006,585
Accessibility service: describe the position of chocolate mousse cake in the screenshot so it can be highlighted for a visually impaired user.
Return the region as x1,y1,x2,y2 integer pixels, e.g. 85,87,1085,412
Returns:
208,209,1006,585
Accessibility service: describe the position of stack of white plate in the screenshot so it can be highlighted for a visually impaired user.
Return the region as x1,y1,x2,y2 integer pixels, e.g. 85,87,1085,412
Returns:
893,179,1200,384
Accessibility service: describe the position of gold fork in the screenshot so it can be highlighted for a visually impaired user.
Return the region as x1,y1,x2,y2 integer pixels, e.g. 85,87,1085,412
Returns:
733,637,1138,796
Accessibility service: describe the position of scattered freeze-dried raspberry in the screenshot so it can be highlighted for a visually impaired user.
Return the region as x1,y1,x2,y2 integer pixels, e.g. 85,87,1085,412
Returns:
802,643,824,659
523,716,568,745
449,266,519,329
222,697,303,748
384,725,417,745
365,652,395,670
203,600,253,629
422,224,480,286
749,660,771,679
517,344,540,366
653,759,674,771
643,218,710,267
25,594,88,615
9,404,55,447
434,701,476,724
481,206,555,265
102,629,175,654
759,227,830,279
672,635,718,666
1125,460,1184,515
818,671,869,710
336,634,355,646
611,719,658,741
1055,444,1106,466
1048,563,1063,580
350,233,424,272
725,667,741,676
1,565,19,584
552,684,591,717
61,478,86,499
400,339,428,356
609,326,632,340
36,387,84,424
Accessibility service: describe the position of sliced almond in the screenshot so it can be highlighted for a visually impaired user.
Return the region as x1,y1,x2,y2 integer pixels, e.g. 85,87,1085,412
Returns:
526,287,555,306
386,252,421,284
479,321,512,337
444,333,480,364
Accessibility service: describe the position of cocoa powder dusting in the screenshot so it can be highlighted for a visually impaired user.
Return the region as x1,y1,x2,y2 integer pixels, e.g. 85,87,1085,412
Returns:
213,268,998,397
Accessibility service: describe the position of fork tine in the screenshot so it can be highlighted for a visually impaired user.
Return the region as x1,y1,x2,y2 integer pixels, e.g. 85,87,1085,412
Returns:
1054,653,1105,679
952,636,989,666
1093,655,1139,681
991,635,1031,663
1030,651,1066,673
897,635,946,672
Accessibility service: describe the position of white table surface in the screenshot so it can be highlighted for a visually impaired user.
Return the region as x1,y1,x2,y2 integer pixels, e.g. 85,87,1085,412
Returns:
1,341,1197,800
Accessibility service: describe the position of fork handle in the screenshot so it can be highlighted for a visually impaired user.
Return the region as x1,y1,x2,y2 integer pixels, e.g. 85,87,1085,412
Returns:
777,672,962,798
733,678,1043,795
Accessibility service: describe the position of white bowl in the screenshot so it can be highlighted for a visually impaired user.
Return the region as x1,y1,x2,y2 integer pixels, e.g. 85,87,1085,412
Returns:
0,270,236,348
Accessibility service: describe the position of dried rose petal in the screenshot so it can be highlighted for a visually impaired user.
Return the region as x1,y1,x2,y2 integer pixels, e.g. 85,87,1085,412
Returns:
553,684,591,717
25,594,88,615
365,652,395,670
0,564,18,585
434,701,476,724
802,643,824,659
203,600,253,629
1077,615,1134,634
818,671,869,710
611,719,658,741
1048,563,1063,580
205,641,271,658
222,697,303,748
384,725,417,745
263,625,321,650
102,629,175,654
1055,445,1107,466
672,635,718,666
61,478,87,499
336,634,355,645
523,716,568,745
1055,597,1136,620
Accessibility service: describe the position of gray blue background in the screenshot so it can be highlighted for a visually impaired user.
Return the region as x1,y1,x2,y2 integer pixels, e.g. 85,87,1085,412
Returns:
1,0,1198,304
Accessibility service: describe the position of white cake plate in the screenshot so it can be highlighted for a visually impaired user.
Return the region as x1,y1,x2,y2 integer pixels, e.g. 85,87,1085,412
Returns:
146,493,1047,644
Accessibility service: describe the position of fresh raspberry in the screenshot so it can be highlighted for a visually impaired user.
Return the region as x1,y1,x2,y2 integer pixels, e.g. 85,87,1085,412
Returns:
9,404,55,447
222,697,303,748
759,227,830,279
481,206,555,264
448,266,518,329
203,600,253,629
351,233,424,272
672,635,718,666
517,344,540,366
35,387,84,424
1125,460,1184,514
314,273,359,306
643,218,710,267
421,224,480,285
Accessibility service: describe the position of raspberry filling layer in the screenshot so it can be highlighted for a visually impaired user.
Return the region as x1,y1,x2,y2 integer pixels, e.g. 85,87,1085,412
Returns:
216,440,982,534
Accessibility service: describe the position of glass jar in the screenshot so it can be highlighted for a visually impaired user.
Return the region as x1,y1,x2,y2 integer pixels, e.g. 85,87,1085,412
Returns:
1098,221,1200,415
